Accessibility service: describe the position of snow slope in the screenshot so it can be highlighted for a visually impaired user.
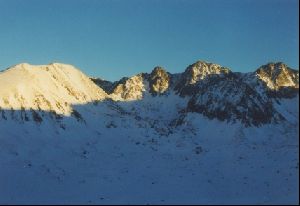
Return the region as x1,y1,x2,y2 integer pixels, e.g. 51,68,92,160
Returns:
0,108,298,204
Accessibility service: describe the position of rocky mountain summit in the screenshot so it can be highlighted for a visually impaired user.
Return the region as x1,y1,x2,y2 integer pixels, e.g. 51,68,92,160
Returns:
174,61,231,96
256,62,299,90
149,66,170,95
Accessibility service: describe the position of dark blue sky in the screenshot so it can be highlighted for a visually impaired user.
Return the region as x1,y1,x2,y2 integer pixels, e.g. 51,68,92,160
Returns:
0,0,298,81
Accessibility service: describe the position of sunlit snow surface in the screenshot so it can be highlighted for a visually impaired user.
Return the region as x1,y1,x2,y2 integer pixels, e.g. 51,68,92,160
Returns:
0,95,298,204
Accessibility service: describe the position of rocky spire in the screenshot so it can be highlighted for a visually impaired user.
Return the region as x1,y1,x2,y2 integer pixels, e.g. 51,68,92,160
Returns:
149,66,170,95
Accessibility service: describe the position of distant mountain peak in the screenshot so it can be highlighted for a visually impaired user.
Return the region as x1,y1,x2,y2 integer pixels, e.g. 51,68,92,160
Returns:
183,60,231,85
256,62,299,90
149,66,170,95
173,61,231,96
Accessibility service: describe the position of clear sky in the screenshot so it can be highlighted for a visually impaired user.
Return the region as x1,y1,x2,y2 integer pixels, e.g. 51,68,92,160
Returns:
0,0,298,81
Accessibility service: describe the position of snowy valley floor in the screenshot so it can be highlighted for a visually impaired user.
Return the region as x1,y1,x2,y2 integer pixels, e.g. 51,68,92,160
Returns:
0,111,298,205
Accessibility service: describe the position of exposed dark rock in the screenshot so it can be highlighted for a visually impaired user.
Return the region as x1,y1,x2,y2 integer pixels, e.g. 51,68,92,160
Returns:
186,73,285,126
91,78,116,94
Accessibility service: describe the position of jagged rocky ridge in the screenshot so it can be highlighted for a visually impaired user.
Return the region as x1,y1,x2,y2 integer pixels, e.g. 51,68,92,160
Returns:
92,61,298,126
0,60,298,127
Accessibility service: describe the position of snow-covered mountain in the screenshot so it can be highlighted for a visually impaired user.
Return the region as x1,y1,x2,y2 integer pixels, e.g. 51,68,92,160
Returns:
0,63,107,117
0,61,298,204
